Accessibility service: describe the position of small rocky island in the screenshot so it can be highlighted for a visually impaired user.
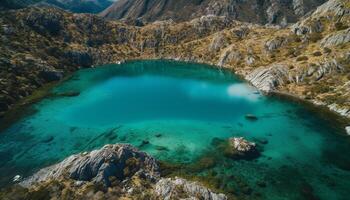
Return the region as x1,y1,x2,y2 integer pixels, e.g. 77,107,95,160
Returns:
2,144,227,200
225,137,260,160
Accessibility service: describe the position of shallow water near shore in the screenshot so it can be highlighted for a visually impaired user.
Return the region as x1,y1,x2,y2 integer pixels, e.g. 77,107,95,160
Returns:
0,60,350,199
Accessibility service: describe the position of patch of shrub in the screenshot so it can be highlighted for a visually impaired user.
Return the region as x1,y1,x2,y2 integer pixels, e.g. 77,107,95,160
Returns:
312,51,322,56
296,56,308,61
308,32,323,43
334,22,348,31
323,47,332,54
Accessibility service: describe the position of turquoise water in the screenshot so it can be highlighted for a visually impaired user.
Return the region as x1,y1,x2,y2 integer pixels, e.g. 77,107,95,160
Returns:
0,60,350,199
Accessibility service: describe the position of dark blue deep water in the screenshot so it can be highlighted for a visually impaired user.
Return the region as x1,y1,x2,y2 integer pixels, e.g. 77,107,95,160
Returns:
0,60,350,199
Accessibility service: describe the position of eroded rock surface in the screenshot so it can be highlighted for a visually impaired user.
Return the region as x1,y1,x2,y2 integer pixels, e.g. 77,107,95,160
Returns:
155,177,227,200
225,137,260,160
12,144,228,200
21,144,160,187
246,64,289,92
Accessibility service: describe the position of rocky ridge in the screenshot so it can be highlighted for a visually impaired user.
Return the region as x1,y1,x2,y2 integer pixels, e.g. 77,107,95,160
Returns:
1,144,227,200
0,0,349,126
100,0,326,26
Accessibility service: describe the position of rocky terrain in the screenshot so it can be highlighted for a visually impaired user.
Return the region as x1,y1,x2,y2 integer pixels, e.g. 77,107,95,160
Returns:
43,0,115,13
1,0,349,131
0,144,228,199
100,0,326,26
0,0,114,13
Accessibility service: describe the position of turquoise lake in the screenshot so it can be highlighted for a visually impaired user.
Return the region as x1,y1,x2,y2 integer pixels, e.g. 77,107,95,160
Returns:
0,60,350,199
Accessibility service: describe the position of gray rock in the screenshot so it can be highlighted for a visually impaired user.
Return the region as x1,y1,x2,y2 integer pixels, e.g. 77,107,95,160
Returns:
346,126,350,135
328,104,350,118
291,0,349,35
20,144,160,187
246,64,289,92
155,177,227,200
320,28,350,47
209,32,227,52
217,46,242,66
265,37,287,52
225,137,259,160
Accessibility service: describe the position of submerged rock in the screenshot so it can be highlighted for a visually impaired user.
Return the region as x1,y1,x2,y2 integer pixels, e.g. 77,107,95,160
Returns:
225,137,259,160
155,177,227,200
346,126,350,135
245,114,258,121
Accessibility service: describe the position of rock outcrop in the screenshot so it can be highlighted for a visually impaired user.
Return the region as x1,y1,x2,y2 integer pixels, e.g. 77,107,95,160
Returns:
7,144,228,199
101,0,326,25
21,144,160,188
224,137,260,160
246,64,289,92
156,177,227,200
321,28,350,47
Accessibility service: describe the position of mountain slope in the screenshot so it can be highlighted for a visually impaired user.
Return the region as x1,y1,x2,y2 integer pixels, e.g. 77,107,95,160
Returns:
44,0,114,13
0,0,349,122
100,0,327,25
0,0,114,13
0,0,42,10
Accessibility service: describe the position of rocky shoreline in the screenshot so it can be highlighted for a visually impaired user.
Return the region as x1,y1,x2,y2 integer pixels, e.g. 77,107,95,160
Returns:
0,0,349,133
2,143,229,199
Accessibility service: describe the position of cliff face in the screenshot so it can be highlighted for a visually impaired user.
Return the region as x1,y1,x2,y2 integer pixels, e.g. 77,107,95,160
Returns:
100,0,327,25
0,0,114,13
0,0,349,120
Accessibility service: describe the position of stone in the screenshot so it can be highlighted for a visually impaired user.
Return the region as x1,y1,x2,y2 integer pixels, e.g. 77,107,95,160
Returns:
225,137,259,160
155,177,227,200
13,175,22,182
346,126,350,136
265,36,287,52
246,64,289,93
20,144,160,188
320,28,350,47
40,136,54,143
245,114,258,121
55,91,80,97
218,47,242,66
208,32,227,52
39,70,63,82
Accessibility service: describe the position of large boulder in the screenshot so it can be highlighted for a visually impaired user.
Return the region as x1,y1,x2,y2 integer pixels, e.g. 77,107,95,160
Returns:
20,144,160,187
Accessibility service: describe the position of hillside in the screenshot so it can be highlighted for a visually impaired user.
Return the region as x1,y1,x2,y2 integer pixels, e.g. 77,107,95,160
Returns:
100,0,326,25
0,0,114,13
0,0,349,121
